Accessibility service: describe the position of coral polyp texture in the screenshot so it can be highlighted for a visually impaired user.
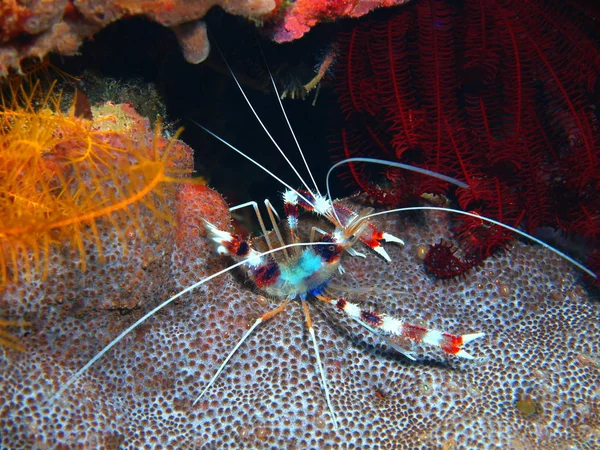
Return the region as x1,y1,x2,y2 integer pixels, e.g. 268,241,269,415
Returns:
334,0,600,279
0,0,277,74
0,176,598,447
0,82,190,287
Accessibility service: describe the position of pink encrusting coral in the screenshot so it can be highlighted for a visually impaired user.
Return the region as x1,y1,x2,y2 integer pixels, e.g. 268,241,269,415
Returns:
0,138,598,450
0,0,277,75
0,0,416,75
267,0,412,42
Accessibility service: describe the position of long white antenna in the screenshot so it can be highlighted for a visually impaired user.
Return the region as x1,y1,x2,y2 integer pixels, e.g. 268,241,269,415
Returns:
365,206,598,279
47,241,332,403
211,36,318,198
324,157,597,279
325,157,469,225
189,119,314,208
258,45,321,196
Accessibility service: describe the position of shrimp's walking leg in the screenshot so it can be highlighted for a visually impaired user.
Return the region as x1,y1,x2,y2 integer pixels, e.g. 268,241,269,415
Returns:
231,198,290,261
301,300,338,431
316,295,484,359
264,199,290,261
229,201,274,251
193,299,291,405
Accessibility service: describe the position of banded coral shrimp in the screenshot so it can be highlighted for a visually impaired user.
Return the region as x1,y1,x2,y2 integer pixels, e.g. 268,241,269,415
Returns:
35,39,600,450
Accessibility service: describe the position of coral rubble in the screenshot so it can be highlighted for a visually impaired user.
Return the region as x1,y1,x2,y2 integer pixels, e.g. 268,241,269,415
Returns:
0,176,598,447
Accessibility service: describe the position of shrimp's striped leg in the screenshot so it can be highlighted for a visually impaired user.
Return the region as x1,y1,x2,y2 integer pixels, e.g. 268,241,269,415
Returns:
193,299,291,405
203,219,253,258
301,300,338,431
283,189,300,234
203,220,282,289
328,203,405,256
316,295,484,359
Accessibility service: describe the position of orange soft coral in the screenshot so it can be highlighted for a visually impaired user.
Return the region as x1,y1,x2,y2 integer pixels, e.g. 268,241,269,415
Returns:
0,80,193,288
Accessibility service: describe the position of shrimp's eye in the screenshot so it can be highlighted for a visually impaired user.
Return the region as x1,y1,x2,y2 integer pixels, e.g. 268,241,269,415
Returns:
315,240,341,264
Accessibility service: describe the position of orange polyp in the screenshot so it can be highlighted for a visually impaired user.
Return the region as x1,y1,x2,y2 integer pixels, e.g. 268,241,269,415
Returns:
0,79,197,287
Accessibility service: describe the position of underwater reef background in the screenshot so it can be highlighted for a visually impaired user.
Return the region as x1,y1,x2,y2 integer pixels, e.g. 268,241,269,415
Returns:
1,0,599,448
2,187,599,447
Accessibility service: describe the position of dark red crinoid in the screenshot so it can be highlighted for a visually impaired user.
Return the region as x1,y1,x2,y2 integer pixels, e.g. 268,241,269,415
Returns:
424,240,475,279
333,0,600,281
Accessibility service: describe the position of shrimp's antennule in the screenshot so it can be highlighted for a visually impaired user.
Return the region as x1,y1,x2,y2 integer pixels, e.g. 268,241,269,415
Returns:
209,34,320,200
188,119,315,209
258,46,322,197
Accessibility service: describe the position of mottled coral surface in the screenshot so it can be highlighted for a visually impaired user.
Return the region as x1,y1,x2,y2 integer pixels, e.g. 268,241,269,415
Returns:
1,154,598,448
